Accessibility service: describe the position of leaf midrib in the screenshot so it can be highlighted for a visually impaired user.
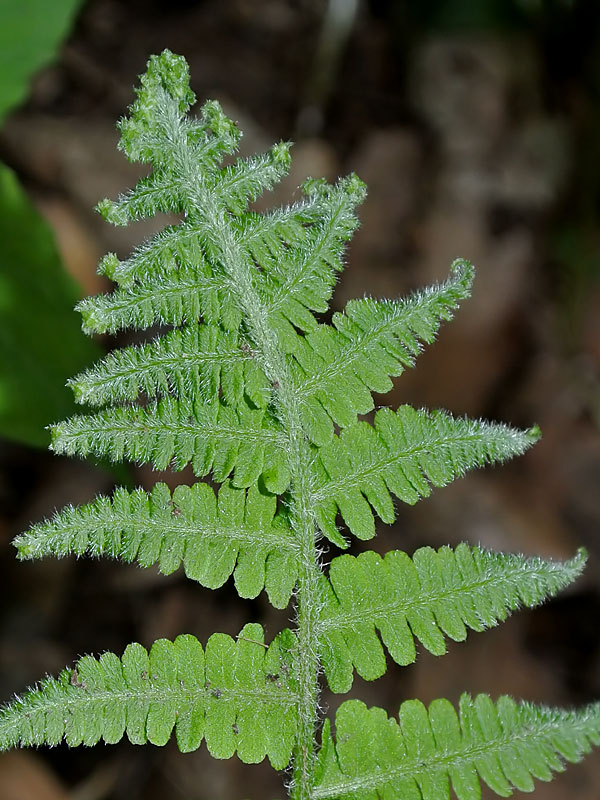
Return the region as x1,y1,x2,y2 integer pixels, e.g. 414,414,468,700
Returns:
317,563,559,633
0,681,299,737
24,509,297,554
312,429,496,503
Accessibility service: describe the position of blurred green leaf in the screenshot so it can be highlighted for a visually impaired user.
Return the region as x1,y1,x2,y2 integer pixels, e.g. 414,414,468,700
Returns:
0,164,99,447
0,0,83,124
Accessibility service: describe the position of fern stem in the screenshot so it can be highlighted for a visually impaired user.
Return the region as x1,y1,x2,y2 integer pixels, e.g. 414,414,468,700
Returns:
195,199,322,797
148,98,323,793
282,426,322,800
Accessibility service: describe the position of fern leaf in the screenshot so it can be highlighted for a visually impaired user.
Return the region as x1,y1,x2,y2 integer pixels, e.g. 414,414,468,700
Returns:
0,624,298,768
311,405,540,545
119,95,240,170
98,159,302,290
111,53,239,174
288,259,473,445
210,143,292,215
77,264,238,335
101,143,291,228
67,324,269,409
316,545,586,692
237,206,307,277
314,696,600,799
260,176,366,325
97,170,186,225
233,176,365,341
86,162,361,340
14,481,298,608
97,223,206,285
50,397,289,490
8,49,594,799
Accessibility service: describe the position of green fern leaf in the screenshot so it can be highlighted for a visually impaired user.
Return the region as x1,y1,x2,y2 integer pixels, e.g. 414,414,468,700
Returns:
118,95,240,171
289,259,473,445
96,224,208,285
83,152,362,343
259,176,367,329
0,624,297,768
67,324,270,409
237,207,307,283
314,696,600,800
50,397,290,490
312,406,540,545
212,144,293,215
14,481,298,608
98,143,291,227
97,170,186,224
77,262,238,335
316,545,586,692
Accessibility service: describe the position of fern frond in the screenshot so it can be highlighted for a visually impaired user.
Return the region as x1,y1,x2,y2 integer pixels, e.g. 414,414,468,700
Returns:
311,405,540,545
8,50,595,799
314,696,600,799
0,624,298,768
67,324,269,409
50,397,289,490
288,260,473,446
316,545,586,692
14,481,298,608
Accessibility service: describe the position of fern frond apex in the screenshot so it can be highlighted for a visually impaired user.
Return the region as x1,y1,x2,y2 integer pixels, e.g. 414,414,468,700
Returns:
448,256,474,288
303,173,367,205
527,422,542,442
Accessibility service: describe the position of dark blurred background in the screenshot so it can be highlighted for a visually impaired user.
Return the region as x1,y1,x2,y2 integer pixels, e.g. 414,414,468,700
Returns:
0,1,599,798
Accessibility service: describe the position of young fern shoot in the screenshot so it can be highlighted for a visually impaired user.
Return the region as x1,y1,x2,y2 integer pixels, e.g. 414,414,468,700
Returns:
3,51,599,800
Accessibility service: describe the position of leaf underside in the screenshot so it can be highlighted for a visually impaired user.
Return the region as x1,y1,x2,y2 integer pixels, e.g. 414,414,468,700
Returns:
0,624,297,769
315,696,600,800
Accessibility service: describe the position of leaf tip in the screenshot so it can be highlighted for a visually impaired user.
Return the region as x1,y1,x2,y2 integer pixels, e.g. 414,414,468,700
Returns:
12,534,32,560
271,140,293,169
95,198,127,226
527,423,542,444
449,257,475,290
47,422,64,453
569,546,588,575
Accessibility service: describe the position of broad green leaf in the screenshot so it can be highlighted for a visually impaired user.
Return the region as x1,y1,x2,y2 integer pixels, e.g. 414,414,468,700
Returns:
0,164,99,446
0,0,83,124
